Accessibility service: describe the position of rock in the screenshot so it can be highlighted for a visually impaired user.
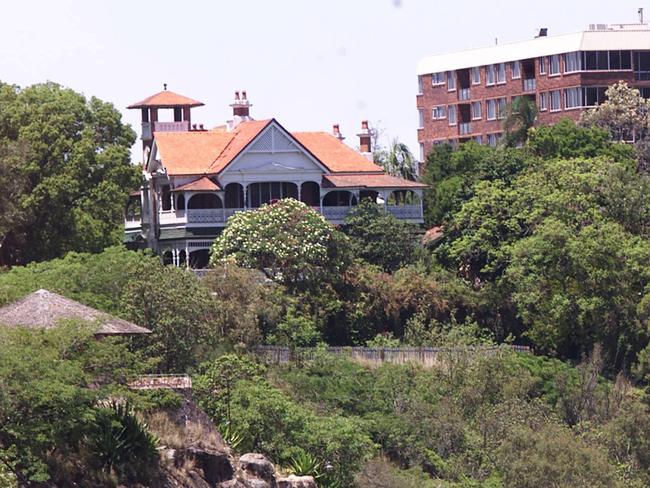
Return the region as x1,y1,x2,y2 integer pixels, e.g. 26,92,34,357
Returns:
238,453,277,487
277,475,317,488
186,446,235,484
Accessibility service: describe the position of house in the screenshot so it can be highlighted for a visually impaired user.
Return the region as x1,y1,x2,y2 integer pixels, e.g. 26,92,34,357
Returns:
416,17,650,153
0,289,151,336
125,88,425,268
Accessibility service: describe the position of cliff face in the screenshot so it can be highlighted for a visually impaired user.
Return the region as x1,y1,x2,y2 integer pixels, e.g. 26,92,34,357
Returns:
150,391,316,488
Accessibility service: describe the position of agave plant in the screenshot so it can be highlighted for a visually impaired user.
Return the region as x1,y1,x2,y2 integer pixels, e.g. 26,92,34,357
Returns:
219,421,245,451
287,450,324,479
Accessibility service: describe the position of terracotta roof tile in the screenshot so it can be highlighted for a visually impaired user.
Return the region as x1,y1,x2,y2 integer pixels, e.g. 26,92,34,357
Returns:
292,132,383,173
128,90,204,109
172,176,222,192
155,131,233,175
208,120,273,173
322,174,427,189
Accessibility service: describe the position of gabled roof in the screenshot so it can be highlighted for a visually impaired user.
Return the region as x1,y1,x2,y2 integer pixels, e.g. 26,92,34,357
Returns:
417,26,650,75
128,90,204,109
155,130,234,175
172,176,222,192
208,119,273,173
293,132,384,173
0,289,151,336
323,173,427,189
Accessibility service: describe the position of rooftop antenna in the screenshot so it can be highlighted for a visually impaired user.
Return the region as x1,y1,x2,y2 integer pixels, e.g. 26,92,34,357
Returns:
639,7,644,24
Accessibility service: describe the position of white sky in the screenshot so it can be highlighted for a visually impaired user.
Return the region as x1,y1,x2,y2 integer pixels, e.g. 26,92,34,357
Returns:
0,0,644,161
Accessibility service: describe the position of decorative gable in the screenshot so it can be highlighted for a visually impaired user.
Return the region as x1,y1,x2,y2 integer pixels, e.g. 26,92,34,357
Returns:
248,125,302,153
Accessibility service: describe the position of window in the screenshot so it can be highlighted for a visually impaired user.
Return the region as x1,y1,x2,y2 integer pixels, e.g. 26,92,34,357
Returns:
564,52,582,73
584,86,607,106
471,101,482,119
432,106,447,120
539,92,548,111
550,90,561,111
564,87,582,109
448,105,457,125
496,63,506,83
447,71,456,91
471,66,481,84
486,65,496,85
487,99,497,120
419,143,424,162
417,76,423,94
609,50,632,70
473,135,483,144
487,133,500,147
635,51,650,80
161,185,172,211
549,55,560,75
584,51,611,70
431,72,445,85
539,57,546,74
418,109,424,128
497,98,507,119
511,60,521,79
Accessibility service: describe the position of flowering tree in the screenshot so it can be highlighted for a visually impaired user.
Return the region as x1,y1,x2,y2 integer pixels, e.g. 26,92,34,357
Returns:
210,199,350,289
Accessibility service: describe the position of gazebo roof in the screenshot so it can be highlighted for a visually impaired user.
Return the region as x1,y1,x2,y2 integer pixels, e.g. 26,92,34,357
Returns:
0,289,151,336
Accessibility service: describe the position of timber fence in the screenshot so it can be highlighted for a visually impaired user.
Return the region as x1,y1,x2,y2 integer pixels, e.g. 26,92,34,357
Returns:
253,344,531,368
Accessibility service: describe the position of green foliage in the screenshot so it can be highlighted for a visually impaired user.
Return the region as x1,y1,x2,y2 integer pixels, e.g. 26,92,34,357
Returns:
342,200,418,272
503,95,538,147
88,401,159,482
268,307,323,348
287,450,324,479
0,81,139,266
211,199,351,290
374,139,417,180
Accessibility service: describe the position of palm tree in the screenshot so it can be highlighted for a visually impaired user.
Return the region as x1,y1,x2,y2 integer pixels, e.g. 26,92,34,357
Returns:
503,96,538,147
374,139,417,180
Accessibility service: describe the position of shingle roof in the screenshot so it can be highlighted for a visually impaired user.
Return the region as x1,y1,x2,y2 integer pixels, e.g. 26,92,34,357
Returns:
322,173,427,189
292,132,384,173
128,90,204,109
172,176,222,192
0,289,151,336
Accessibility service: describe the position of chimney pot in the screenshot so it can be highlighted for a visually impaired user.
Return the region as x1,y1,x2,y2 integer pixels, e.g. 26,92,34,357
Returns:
235,91,240,100
163,83,167,91
199,123,204,130
242,90,247,100
361,120,369,130
192,124,197,130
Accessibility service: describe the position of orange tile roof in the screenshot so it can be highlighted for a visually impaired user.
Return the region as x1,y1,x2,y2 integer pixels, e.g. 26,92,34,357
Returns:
128,90,204,109
322,174,427,189
207,120,273,173
155,131,233,175
292,132,384,173
172,176,222,192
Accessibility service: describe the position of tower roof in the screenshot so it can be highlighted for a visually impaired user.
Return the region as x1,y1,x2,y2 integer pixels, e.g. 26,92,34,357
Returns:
128,89,204,109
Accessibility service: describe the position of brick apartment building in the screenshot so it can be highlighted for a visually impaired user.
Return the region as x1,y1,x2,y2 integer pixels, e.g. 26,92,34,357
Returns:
416,19,650,158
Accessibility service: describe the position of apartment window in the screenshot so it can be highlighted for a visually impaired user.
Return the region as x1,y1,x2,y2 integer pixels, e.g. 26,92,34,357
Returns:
564,52,582,73
432,106,447,120
538,92,548,111
471,66,481,84
511,60,521,79
539,57,546,74
497,98,507,119
487,133,500,147
584,51,609,70
447,71,456,91
550,90,561,111
564,87,583,109
471,101,482,120
418,109,424,128
584,86,607,106
496,63,506,83
448,105,457,125
432,72,445,85
418,76,423,94
549,55,560,75
473,135,483,144
486,65,496,85
487,99,497,120
419,143,425,162
609,50,632,70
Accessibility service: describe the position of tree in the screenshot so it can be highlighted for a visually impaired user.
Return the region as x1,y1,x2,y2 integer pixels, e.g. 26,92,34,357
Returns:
374,139,417,180
211,199,351,290
0,81,139,266
503,95,538,147
342,200,418,272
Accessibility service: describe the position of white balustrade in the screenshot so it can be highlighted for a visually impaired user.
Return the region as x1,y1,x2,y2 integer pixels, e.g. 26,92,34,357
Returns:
153,121,190,133
387,205,423,220
321,206,352,220
186,209,225,223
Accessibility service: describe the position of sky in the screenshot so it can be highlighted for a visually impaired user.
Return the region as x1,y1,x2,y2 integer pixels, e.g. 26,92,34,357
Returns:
1,0,644,162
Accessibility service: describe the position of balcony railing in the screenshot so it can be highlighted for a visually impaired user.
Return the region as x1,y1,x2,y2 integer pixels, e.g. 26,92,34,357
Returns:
187,209,225,223
523,78,536,92
321,206,353,221
154,121,189,132
458,88,471,101
387,205,423,220
459,122,472,135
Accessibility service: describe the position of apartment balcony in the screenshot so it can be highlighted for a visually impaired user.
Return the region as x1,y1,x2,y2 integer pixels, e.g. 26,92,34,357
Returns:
141,121,190,139
459,122,472,135
458,88,471,101
523,78,537,92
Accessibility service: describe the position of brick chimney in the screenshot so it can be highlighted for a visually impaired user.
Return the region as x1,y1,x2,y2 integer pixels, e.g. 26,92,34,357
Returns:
230,90,252,118
332,123,345,141
357,120,372,158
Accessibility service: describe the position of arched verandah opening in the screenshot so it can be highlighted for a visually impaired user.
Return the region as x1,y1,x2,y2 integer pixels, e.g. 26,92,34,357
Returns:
247,182,298,208
322,190,358,207
225,183,244,208
300,181,320,207
189,249,211,269
387,190,421,206
187,193,223,209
